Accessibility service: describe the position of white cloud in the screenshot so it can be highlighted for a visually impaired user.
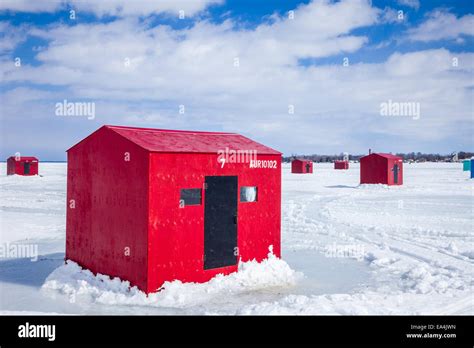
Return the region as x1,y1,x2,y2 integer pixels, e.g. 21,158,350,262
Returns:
71,0,223,17
2,0,379,90
0,0,222,17
408,10,474,42
0,22,29,52
0,0,63,13
397,0,420,10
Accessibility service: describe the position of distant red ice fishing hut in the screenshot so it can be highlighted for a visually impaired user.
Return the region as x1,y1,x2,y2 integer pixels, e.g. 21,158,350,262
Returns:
6,156,39,176
360,153,403,185
66,125,282,293
334,160,349,170
291,159,313,173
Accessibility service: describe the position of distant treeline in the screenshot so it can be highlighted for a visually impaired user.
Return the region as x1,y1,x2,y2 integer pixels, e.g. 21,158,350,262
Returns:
283,151,474,163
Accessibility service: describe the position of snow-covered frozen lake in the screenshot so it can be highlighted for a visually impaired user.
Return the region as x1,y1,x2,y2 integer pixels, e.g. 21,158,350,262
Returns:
0,162,472,315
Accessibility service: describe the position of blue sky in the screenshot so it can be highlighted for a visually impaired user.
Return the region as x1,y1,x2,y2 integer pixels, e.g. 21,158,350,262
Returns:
0,0,473,160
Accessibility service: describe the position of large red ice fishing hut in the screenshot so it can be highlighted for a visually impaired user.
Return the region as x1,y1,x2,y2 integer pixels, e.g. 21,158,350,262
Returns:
6,156,39,176
291,159,313,173
360,153,403,185
66,125,281,293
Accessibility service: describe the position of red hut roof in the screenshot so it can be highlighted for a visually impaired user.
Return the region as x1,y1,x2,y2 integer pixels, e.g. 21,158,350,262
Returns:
7,156,39,161
361,153,401,160
68,125,281,155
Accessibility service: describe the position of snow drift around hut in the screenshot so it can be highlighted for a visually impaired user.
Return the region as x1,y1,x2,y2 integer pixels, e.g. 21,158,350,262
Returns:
42,247,303,310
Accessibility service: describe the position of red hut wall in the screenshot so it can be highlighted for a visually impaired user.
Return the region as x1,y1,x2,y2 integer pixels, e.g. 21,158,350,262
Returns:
7,158,16,175
291,160,313,173
334,160,349,170
147,153,281,293
291,161,298,173
386,157,403,185
66,127,150,291
360,154,387,184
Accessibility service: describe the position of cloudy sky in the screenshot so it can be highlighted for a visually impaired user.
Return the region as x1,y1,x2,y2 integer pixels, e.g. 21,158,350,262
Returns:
0,0,473,160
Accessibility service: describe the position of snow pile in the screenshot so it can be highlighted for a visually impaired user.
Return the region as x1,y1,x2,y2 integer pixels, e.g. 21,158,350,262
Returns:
365,249,471,294
42,248,303,309
399,266,467,294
